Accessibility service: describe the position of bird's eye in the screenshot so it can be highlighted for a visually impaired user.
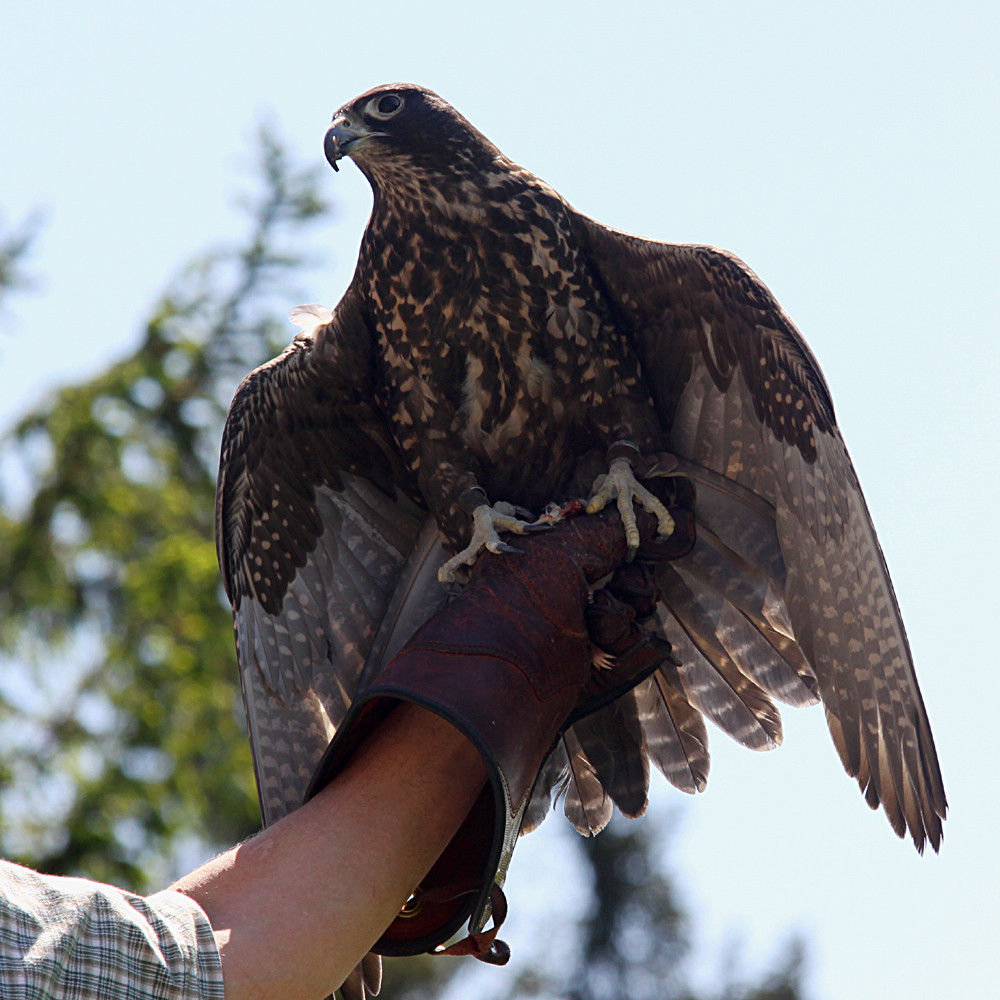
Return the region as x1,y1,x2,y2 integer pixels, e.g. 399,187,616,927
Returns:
366,94,403,120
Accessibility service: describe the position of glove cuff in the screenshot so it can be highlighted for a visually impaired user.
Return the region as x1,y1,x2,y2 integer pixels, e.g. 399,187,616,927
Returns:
305,634,583,959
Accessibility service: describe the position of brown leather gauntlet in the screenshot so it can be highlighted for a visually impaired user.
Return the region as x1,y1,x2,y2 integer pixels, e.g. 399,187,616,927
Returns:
305,505,681,963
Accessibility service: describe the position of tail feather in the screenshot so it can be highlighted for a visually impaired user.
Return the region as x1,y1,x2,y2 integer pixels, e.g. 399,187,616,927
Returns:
337,950,382,1000
558,728,614,836
570,689,650,818
361,953,382,996
521,743,570,835
634,670,710,794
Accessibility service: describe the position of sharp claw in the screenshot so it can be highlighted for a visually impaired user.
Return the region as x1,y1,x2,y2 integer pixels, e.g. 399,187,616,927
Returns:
489,540,524,555
442,501,542,576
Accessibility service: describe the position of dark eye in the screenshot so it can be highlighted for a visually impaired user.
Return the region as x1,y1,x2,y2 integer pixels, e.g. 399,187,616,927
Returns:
377,94,401,115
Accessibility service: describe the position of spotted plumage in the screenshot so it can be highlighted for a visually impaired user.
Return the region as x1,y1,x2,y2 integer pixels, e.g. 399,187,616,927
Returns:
345,115,663,545
217,85,946,903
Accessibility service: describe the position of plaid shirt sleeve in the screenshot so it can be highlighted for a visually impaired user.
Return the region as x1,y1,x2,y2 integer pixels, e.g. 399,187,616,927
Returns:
0,859,225,1000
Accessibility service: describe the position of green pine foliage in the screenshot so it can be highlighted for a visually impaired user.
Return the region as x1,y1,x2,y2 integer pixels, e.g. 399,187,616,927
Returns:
0,128,328,890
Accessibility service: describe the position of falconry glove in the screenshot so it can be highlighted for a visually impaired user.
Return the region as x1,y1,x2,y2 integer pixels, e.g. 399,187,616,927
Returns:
306,504,682,963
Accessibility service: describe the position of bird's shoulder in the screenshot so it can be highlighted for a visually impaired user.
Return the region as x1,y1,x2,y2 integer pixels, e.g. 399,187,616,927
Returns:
571,213,838,454
215,285,408,610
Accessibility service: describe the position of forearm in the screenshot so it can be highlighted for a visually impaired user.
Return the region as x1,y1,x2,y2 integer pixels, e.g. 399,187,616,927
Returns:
171,704,487,1000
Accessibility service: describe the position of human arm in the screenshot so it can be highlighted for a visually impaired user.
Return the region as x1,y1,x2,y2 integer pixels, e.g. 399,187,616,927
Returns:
170,704,486,1000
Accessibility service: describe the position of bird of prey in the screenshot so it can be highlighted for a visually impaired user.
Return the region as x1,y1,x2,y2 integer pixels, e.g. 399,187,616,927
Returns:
216,84,947,924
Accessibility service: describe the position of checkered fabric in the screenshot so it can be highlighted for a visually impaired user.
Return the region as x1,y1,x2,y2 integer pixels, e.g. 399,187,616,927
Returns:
0,859,224,999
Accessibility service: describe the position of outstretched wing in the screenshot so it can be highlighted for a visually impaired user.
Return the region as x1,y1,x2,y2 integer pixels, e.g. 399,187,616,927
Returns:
216,288,429,827
568,214,946,851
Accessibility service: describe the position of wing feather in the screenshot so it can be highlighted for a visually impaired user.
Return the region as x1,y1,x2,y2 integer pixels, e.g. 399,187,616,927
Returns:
575,214,946,849
216,287,428,826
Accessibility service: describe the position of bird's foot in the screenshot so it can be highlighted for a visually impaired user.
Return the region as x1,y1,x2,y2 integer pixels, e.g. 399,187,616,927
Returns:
438,502,552,583
587,456,675,560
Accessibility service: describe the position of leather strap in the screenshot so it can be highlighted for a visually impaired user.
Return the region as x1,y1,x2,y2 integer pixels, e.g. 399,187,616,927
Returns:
433,884,510,965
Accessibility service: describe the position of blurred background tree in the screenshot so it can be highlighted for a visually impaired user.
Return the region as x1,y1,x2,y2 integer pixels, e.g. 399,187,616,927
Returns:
0,133,811,999
0,129,326,889
0,210,41,312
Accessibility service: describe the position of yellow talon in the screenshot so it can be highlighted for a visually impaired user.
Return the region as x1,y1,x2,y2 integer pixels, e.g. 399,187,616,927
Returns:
587,457,675,558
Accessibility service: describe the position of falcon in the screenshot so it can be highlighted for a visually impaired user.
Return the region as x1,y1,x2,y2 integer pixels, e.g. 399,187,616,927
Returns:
216,85,947,907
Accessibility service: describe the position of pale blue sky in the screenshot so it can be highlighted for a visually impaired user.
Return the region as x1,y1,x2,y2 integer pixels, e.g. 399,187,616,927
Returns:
2,2,998,997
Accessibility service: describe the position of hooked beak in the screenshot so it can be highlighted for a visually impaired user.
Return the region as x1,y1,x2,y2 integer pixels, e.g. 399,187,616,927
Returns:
324,116,384,172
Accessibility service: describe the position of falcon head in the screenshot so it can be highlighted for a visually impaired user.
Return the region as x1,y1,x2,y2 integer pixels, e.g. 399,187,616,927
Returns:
324,83,503,181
